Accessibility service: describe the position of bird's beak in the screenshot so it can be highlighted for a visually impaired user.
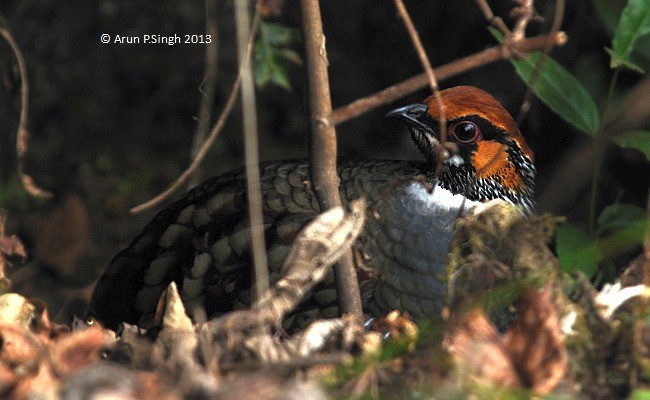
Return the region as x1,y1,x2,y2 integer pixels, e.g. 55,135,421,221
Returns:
388,103,442,165
387,103,436,136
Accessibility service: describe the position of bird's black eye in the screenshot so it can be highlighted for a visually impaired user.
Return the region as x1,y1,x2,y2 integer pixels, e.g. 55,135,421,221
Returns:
450,121,479,143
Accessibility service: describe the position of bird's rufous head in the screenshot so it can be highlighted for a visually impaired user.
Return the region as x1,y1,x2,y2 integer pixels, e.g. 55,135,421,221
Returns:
388,85,535,213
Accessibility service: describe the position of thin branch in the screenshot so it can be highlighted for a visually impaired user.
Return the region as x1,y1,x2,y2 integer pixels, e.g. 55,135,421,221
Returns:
0,210,8,290
393,0,447,177
188,0,220,189
0,18,53,199
131,1,263,214
644,187,650,286
516,0,565,127
473,0,511,36
328,32,566,126
393,0,437,94
299,0,362,318
510,0,536,42
235,0,269,301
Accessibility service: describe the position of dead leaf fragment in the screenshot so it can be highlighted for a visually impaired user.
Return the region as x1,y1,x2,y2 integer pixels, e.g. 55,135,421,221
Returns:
370,310,419,345
0,235,27,264
0,324,42,371
155,281,198,360
0,294,35,329
0,323,57,399
260,0,286,16
51,326,112,376
0,210,28,290
445,307,522,389
445,287,568,395
503,287,567,394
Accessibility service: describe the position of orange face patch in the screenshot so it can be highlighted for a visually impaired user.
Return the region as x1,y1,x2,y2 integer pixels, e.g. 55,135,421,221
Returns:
424,86,534,162
472,141,524,191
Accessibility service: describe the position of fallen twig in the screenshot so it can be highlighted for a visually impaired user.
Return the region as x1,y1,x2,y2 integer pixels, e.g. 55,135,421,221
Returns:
0,18,53,199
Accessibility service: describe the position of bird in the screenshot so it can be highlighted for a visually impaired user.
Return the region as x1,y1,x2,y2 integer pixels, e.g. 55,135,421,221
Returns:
88,86,535,331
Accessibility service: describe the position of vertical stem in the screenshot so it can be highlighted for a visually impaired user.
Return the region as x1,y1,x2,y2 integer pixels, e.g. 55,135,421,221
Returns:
589,69,620,233
642,189,650,286
588,143,605,234
299,0,362,317
189,0,219,189
236,0,269,301
393,0,447,177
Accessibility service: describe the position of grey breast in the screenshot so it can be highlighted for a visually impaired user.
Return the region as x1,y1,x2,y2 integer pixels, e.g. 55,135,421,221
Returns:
361,180,479,319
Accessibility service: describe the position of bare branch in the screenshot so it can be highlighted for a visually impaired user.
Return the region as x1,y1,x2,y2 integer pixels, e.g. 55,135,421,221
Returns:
328,32,566,126
510,0,536,42
515,0,565,127
0,18,53,199
235,0,269,301
393,0,448,177
131,1,263,214
473,0,511,36
188,0,219,189
642,189,650,286
299,0,362,318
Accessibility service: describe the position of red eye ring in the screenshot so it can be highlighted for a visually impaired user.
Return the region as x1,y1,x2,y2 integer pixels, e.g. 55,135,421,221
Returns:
450,121,480,143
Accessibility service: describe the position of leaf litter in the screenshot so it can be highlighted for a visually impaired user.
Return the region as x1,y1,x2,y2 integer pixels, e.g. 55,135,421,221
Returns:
1,200,650,398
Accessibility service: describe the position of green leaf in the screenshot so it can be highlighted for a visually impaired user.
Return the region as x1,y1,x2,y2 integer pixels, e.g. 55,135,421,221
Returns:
595,204,647,263
596,203,646,236
631,390,650,400
277,48,302,66
253,41,272,86
556,223,601,276
611,130,650,160
605,47,645,73
253,22,301,90
610,0,650,70
270,65,291,90
592,0,627,35
489,28,601,136
260,22,301,47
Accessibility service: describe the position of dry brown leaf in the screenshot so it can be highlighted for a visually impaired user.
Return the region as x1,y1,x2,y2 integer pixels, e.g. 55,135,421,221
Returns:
369,310,419,345
0,210,28,291
0,362,19,396
29,298,70,341
59,363,179,400
260,0,286,16
0,235,27,264
503,286,567,394
214,372,327,400
154,282,198,361
0,323,56,399
445,287,568,394
28,194,91,276
51,326,112,376
0,294,35,329
445,307,522,388
10,358,57,400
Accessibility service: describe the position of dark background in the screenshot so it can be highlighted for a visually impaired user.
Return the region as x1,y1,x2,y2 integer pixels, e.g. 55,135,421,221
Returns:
0,0,648,322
